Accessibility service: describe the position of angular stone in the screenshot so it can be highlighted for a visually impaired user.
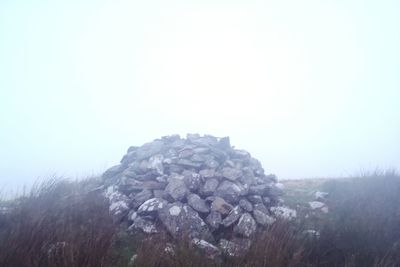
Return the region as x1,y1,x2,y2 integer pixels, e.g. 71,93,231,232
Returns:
105,186,130,220
137,198,167,215
190,154,207,162
222,206,243,227
205,211,222,230
239,198,253,212
191,238,221,259
249,184,269,195
158,203,213,242
131,189,153,209
270,206,297,220
234,213,257,237
199,169,216,179
211,197,233,215
148,154,164,175
247,195,263,204
253,210,275,226
129,216,158,234
309,201,325,210
177,159,202,169
165,179,188,201
183,171,202,191
205,159,219,169
218,238,250,257
201,178,219,196
253,203,269,214
187,194,209,213
221,167,242,181
217,136,231,149
215,181,242,204
178,148,194,158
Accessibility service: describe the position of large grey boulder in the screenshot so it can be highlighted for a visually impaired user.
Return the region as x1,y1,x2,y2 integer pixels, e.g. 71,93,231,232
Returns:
187,193,209,213
158,203,213,242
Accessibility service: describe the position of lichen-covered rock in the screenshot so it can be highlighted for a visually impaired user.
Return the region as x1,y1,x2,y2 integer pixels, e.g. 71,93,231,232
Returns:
137,198,166,215
205,211,222,230
165,179,188,201
234,213,257,237
222,206,243,227
158,203,213,242
253,209,275,226
187,193,210,213
215,180,242,203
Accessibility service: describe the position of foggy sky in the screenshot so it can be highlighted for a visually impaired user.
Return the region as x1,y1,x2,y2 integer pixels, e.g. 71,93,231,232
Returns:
1,0,399,193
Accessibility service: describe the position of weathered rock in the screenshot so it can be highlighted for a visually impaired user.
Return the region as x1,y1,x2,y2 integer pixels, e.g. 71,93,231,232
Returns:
205,159,220,169
211,197,233,215
218,238,251,257
309,201,325,210
129,216,158,233
201,178,219,196
239,198,253,212
270,206,297,220
215,181,242,203
222,167,242,181
247,195,263,204
205,211,222,230
187,194,210,213
148,154,164,174
132,189,153,209
183,171,202,191
253,210,275,226
249,184,269,195
192,238,221,258
222,206,243,227
234,213,257,237
137,198,167,215
165,179,188,201
158,203,213,242
253,203,269,214
105,186,130,220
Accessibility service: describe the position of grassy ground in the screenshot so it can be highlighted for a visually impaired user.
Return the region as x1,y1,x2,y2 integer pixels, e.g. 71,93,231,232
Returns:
0,172,399,267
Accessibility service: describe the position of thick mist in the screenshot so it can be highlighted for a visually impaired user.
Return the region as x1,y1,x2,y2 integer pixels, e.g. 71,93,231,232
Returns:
1,0,399,193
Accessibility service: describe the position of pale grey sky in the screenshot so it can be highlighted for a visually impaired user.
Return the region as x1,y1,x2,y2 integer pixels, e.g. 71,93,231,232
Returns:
1,0,399,192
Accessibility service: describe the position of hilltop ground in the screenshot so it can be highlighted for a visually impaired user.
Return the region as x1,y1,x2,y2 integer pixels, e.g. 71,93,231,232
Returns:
0,172,399,267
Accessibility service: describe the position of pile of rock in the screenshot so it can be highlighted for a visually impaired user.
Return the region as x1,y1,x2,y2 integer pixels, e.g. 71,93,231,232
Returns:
102,134,291,255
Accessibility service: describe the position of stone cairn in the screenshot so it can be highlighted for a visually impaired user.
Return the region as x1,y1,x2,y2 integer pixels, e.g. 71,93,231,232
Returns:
102,134,293,256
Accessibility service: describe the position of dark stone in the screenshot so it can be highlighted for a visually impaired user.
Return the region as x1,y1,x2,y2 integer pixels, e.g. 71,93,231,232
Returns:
131,189,153,209
158,203,213,242
222,167,242,181
187,194,210,213
205,211,222,230
165,179,188,201
201,178,219,196
215,181,243,204
234,213,257,237
222,206,243,227
239,198,253,212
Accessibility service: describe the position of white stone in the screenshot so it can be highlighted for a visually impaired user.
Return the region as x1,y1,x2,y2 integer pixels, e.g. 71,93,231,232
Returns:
309,201,325,210
169,206,181,216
